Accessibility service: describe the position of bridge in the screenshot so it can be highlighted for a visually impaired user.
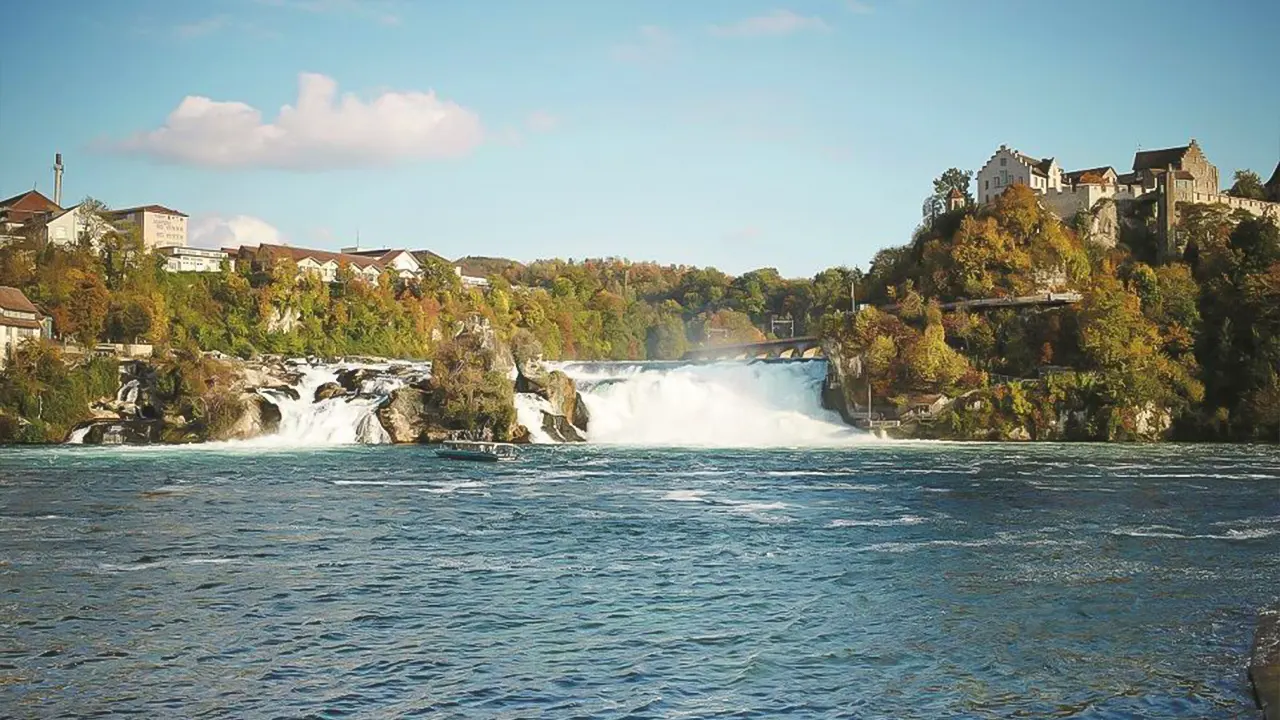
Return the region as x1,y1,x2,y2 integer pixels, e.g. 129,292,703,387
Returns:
878,291,1082,315
682,336,823,362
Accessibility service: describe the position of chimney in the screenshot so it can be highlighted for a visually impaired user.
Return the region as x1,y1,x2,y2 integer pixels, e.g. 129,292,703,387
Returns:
53,153,64,207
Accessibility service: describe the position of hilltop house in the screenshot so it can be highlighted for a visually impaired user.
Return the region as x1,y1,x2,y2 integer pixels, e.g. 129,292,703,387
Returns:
0,190,61,244
104,205,188,250
976,146,1063,205
341,247,423,280
412,249,493,287
238,244,399,284
158,246,229,273
0,286,45,369
1124,140,1220,196
38,203,117,249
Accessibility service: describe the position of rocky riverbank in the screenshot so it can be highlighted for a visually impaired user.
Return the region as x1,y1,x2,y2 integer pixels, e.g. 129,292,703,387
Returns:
60,322,591,446
820,339,1176,443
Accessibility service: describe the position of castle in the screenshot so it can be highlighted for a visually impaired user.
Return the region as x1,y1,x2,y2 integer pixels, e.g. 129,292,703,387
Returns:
976,140,1280,256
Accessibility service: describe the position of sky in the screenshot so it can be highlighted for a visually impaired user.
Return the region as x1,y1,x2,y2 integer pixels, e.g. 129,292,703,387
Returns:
1,0,1278,277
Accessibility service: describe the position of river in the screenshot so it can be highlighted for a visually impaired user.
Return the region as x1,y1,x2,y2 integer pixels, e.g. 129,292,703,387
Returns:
2,442,1277,717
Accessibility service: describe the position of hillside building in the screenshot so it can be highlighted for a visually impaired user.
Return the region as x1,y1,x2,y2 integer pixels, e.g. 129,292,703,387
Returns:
976,146,1063,205
0,190,61,244
105,205,188,250
0,286,45,369
158,246,228,273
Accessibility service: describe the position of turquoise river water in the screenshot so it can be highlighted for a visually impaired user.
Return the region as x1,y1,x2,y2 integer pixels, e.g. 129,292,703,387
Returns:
1,442,1278,718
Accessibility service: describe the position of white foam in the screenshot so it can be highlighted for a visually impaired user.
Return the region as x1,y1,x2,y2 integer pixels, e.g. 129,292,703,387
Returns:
514,393,556,443
558,361,870,448
830,515,928,528
663,489,712,502
1109,525,1280,540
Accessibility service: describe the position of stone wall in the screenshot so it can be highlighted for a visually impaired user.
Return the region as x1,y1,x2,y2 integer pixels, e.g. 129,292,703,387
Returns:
1184,191,1280,223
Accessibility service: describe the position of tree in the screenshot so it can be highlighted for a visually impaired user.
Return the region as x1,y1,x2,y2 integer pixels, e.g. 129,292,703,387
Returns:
1227,170,1267,200
63,269,109,346
645,315,687,360
76,196,113,249
932,168,974,205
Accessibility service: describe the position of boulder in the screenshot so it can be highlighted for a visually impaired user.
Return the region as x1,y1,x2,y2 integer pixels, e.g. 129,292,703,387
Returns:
260,384,300,401
71,419,163,445
314,382,346,402
515,362,589,433
208,393,282,441
541,411,585,442
376,387,451,444
335,368,379,394
455,315,514,374
509,424,533,445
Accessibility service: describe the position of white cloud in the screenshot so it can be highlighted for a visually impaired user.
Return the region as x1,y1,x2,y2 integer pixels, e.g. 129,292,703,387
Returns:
612,25,675,65
710,10,830,37
845,0,874,14
111,73,484,170
189,215,284,249
526,111,559,133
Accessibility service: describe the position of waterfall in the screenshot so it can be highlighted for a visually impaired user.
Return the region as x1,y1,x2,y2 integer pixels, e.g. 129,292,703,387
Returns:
247,362,416,447
513,393,556,443
66,426,91,444
554,360,867,448
116,379,140,405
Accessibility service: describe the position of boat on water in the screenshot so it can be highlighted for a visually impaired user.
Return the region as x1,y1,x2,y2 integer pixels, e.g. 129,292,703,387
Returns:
435,440,520,462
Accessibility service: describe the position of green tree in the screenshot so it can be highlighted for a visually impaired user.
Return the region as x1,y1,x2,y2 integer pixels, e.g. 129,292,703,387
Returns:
932,168,974,205
1226,169,1267,200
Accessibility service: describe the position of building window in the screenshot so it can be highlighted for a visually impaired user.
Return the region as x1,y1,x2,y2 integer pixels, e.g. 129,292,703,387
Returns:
1000,158,1007,166
984,180,989,190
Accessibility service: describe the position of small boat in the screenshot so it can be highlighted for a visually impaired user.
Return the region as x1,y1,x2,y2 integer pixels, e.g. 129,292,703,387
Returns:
435,440,520,462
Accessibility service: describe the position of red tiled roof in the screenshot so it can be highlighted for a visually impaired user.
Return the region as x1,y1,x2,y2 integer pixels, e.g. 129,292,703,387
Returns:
0,286,41,327
0,190,61,225
253,243,385,269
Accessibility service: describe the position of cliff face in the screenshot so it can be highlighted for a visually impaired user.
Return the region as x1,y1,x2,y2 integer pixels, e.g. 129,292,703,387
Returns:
890,379,1173,443
514,356,589,441
820,337,1173,443
69,357,296,445
819,337,864,425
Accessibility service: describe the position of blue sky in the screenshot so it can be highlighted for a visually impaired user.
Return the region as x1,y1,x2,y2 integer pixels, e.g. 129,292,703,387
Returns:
1,0,1277,276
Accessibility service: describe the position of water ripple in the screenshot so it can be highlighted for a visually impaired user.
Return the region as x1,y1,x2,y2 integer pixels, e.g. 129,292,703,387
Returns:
0,442,1277,717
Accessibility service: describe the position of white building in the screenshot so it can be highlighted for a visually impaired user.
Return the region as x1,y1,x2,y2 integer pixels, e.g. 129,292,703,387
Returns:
105,205,188,250
244,244,396,284
158,246,228,273
342,248,423,280
40,204,117,249
976,145,1063,205
0,286,43,369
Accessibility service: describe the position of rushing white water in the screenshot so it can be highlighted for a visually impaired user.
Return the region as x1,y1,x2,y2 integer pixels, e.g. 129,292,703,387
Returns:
250,363,402,446
555,360,867,447
117,379,140,405
514,393,556,443
66,426,90,444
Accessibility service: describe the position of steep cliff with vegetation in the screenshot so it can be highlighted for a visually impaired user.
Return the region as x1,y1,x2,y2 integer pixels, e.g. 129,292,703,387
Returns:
831,184,1278,442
